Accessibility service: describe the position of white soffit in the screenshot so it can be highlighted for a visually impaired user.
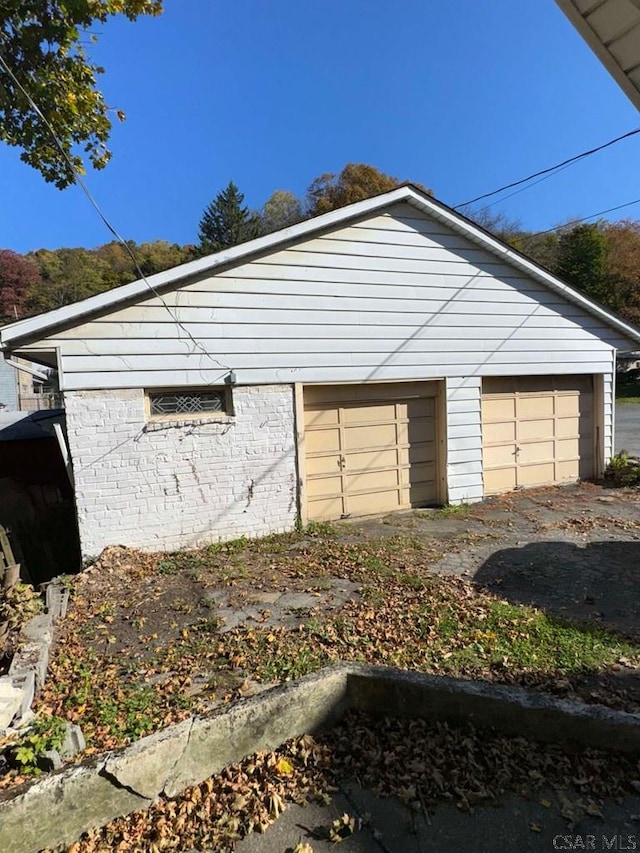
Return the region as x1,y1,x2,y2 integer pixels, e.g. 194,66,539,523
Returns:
557,0,640,109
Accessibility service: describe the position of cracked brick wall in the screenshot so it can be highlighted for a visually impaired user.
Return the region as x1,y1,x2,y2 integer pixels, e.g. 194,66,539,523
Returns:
64,385,298,557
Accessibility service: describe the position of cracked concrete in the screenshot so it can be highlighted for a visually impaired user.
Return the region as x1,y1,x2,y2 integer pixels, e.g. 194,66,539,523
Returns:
2,663,639,853
206,576,361,634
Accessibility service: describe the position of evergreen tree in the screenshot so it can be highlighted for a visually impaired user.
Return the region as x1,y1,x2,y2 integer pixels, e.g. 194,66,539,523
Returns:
198,182,261,254
556,223,609,304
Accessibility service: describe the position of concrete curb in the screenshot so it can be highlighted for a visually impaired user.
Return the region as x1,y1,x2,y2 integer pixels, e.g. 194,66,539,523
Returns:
1,664,639,853
0,578,70,737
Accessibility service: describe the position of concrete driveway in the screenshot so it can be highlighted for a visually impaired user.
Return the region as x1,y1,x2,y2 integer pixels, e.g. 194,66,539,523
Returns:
616,402,640,455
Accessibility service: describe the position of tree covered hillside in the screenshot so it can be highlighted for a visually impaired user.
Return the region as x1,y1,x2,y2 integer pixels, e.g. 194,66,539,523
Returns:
2,164,639,328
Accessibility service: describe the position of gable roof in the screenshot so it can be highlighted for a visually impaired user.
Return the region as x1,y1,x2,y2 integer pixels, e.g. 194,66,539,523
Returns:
556,0,640,110
2,184,640,349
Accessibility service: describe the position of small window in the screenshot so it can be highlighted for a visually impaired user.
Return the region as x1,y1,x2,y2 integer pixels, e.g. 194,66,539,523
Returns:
148,388,231,419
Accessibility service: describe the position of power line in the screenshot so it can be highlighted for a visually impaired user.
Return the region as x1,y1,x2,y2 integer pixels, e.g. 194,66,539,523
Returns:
454,127,640,209
518,196,640,243
0,50,232,378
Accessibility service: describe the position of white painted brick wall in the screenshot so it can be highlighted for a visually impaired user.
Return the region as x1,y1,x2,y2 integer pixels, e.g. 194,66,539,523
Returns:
64,386,298,557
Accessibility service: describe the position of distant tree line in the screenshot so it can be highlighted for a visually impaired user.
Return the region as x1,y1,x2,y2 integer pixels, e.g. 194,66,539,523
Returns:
2,162,640,329
467,207,640,328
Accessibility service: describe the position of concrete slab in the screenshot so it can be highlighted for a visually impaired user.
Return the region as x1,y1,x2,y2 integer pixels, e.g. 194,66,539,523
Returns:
232,786,640,853
3,664,640,853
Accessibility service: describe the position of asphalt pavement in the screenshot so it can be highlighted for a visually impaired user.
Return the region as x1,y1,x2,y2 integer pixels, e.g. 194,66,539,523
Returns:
232,785,640,853
615,402,640,455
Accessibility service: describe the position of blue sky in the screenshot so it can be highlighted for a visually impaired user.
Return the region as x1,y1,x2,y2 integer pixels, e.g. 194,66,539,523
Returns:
1,0,639,252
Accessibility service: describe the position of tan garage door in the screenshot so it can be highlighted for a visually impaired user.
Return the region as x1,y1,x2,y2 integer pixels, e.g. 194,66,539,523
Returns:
304,382,439,521
482,376,594,495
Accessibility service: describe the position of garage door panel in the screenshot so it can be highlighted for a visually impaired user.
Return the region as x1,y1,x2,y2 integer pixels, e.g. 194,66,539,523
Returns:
305,407,339,427
341,402,398,424
406,417,436,444
556,437,580,461
482,375,594,496
484,444,518,467
306,475,343,499
344,423,397,450
555,416,580,438
519,396,554,418
306,428,341,454
400,462,436,485
520,440,555,464
348,490,402,516
518,462,556,486
483,398,516,420
304,383,440,521
408,442,436,464
557,460,582,480
484,467,517,493
346,447,399,472
483,421,516,443
406,398,434,419
347,468,400,493
308,496,344,521
555,395,581,417
518,418,555,441
406,482,438,504
306,455,342,477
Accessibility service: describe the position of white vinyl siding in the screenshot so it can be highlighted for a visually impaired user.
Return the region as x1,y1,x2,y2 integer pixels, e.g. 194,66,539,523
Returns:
446,377,483,504
28,203,625,392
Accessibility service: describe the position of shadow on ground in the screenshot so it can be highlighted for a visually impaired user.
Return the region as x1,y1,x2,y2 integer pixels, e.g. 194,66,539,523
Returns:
473,540,639,640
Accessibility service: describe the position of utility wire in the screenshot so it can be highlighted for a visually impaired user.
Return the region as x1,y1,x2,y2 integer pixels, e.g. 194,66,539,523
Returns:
454,127,640,209
0,49,231,377
518,196,640,243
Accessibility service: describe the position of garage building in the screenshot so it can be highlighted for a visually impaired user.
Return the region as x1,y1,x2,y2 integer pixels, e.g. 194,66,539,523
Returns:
1,185,638,557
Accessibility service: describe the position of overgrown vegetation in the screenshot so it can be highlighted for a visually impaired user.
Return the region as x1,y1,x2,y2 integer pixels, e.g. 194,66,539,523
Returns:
13,514,635,790
7,715,67,776
604,450,640,487
0,582,43,667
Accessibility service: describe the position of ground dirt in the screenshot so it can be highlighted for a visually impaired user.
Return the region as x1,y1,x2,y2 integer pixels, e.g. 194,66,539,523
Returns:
6,482,640,850
23,481,638,760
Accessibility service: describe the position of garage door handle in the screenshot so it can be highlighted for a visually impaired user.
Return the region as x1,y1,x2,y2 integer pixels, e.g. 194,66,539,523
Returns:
338,455,346,470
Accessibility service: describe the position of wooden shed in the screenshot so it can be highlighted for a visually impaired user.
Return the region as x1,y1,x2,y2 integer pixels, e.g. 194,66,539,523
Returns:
1,186,638,557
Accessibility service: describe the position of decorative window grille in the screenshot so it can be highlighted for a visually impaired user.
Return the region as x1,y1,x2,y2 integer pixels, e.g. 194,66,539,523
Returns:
148,389,227,417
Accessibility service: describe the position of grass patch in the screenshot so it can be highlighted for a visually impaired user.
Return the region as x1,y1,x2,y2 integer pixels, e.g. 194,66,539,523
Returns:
428,503,471,519
218,573,639,686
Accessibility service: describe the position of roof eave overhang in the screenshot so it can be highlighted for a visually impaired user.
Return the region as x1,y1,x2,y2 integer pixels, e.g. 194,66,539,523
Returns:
556,0,640,111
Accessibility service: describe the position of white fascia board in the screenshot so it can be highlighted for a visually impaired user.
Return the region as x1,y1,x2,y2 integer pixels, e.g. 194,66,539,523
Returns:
0,189,413,347
2,184,639,349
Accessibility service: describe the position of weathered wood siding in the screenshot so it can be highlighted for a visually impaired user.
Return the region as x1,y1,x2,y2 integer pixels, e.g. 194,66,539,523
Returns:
26,202,624,393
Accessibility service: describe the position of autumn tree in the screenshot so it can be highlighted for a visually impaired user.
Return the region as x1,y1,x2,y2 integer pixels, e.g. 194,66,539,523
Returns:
305,163,432,217
0,1,163,188
198,182,262,254
27,248,113,313
601,220,640,325
0,250,41,322
260,190,303,234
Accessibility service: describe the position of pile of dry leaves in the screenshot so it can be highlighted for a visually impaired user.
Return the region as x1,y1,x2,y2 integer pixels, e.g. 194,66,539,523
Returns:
49,711,640,852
